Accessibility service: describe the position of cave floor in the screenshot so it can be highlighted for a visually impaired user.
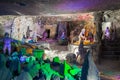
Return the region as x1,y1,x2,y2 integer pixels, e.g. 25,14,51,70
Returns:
0,39,119,79
37,40,120,80
30,40,120,80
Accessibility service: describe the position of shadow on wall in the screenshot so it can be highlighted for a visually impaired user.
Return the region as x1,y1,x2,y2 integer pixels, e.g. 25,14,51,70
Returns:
0,24,4,37
116,27,120,38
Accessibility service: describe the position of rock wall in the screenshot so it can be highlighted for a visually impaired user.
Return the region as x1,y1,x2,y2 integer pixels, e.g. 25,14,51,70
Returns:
0,16,57,40
0,16,36,40
44,24,57,38
94,9,120,39
0,16,15,36
93,9,120,63
11,16,34,40
103,9,120,37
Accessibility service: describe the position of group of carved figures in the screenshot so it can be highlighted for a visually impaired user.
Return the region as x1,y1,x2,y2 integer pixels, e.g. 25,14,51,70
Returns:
70,24,96,44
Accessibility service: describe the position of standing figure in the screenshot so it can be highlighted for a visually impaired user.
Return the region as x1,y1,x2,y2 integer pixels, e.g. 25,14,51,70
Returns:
22,35,26,44
77,40,85,65
26,26,30,39
60,30,66,40
69,30,74,43
32,32,38,43
81,50,100,80
42,30,48,40
2,32,17,55
104,27,110,40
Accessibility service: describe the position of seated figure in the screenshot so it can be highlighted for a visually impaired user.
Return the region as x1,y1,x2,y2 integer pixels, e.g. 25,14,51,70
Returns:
87,32,94,42
72,28,86,45
79,28,86,41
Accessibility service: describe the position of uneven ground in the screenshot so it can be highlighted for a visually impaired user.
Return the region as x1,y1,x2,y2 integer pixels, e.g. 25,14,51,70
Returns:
34,41,120,80
97,58,120,80
52,42,120,80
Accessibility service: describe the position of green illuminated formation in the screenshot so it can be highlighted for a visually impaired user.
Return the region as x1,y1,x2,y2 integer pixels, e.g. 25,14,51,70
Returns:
64,60,72,75
40,63,63,80
63,60,75,80
14,71,32,80
20,48,26,55
41,63,54,80
33,49,44,59
70,65,82,76
24,48,82,80
7,52,21,76
0,54,13,80
28,63,41,78
61,60,82,80
53,57,60,63
0,41,82,80
26,56,36,63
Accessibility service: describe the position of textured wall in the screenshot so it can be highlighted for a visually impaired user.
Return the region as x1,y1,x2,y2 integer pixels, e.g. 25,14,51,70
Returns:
94,9,120,40
0,13,94,40
103,9,120,37
0,16,39,40
0,16,15,36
